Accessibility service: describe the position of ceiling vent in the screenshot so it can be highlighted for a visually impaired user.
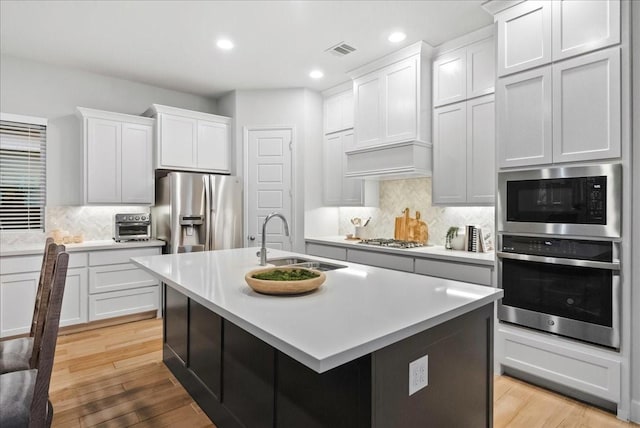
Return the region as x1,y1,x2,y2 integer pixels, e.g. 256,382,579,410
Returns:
326,42,356,57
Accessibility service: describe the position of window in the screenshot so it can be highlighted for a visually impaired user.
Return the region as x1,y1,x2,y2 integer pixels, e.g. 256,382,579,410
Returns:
0,113,47,231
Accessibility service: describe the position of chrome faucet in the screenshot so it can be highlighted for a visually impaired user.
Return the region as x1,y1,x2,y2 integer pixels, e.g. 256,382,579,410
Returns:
258,212,290,265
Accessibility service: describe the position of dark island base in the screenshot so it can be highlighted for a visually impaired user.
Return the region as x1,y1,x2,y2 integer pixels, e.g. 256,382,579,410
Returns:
163,284,494,428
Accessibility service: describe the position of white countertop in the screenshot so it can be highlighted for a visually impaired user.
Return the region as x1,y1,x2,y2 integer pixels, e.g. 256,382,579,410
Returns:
306,236,496,266
131,247,502,373
1,239,165,257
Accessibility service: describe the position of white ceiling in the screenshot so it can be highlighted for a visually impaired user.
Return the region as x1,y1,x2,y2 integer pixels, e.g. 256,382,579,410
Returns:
0,1,493,98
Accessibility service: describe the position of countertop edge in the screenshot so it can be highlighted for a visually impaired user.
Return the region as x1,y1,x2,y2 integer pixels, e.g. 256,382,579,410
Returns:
2,239,165,257
305,237,496,266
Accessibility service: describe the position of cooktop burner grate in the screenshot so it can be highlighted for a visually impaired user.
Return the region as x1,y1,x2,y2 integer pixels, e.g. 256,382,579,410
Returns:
358,238,425,249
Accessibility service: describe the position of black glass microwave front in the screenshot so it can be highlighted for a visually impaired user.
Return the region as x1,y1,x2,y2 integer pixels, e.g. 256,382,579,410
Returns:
497,235,620,349
497,164,621,238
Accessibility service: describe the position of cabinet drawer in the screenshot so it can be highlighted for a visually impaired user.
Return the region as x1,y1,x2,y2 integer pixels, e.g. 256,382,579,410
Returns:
88,286,159,321
414,258,493,286
89,247,160,266
305,243,347,261
89,263,158,294
1,251,87,275
347,249,413,272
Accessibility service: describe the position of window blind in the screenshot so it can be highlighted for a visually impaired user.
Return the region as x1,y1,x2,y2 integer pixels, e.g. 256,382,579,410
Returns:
0,117,47,231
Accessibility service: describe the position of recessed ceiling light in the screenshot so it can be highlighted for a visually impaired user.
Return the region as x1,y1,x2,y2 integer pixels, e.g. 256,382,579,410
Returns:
309,70,324,79
216,39,234,50
388,32,407,43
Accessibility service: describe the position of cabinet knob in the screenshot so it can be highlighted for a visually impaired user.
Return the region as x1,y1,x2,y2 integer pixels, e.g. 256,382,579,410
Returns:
248,235,256,241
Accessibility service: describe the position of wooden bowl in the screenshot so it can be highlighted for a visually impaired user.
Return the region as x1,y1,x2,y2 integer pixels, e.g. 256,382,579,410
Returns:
245,267,326,295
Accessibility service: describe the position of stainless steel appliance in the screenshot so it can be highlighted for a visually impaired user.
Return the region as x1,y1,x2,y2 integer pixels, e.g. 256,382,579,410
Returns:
153,172,242,254
497,234,621,348
114,213,151,242
497,164,621,238
358,238,425,249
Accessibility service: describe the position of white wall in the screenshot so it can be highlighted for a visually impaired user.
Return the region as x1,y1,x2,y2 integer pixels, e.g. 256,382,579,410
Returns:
630,0,640,422
0,54,218,206
218,88,331,252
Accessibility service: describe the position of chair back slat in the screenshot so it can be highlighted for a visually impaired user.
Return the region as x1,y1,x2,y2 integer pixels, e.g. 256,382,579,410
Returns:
29,238,55,336
29,251,69,428
30,243,65,368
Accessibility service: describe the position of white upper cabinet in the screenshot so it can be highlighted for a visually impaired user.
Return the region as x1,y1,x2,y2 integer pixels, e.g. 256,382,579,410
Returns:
324,90,354,134
77,108,154,205
433,37,495,107
551,0,620,61
353,73,382,149
497,1,552,77
433,95,495,206
145,104,231,173
382,56,419,144
497,67,552,168
552,47,621,163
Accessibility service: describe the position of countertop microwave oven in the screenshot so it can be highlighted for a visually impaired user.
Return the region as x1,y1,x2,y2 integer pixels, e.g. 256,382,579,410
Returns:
497,164,621,238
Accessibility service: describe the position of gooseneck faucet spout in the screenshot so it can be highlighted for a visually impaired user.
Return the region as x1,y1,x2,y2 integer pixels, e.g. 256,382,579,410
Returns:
259,212,290,266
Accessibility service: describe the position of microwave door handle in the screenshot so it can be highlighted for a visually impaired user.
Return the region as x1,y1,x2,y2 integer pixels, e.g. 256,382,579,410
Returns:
496,252,621,271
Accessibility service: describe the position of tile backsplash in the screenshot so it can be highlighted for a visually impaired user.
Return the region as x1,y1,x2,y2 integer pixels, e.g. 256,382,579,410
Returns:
0,206,148,248
339,178,494,246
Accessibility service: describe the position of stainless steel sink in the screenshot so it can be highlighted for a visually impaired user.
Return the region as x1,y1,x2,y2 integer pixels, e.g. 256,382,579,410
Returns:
266,257,346,272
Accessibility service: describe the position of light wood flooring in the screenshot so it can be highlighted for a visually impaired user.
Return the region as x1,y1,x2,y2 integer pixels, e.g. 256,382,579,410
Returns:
48,318,637,428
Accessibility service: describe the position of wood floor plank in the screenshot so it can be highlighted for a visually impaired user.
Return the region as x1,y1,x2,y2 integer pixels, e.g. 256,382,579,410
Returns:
49,318,636,428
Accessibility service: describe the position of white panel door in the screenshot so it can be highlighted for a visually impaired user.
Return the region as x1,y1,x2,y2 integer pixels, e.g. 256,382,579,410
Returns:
86,118,121,203
353,73,381,148
497,66,552,168
0,272,38,337
433,102,467,204
246,128,293,251
160,114,196,169
433,48,467,107
467,95,495,204
197,120,230,173
552,47,621,163
323,133,343,205
383,56,418,144
497,1,552,77
60,268,88,327
121,122,153,204
467,38,496,98
552,0,620,61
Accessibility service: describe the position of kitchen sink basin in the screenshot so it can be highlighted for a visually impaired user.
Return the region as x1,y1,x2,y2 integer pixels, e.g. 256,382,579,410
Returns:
266,257,347,272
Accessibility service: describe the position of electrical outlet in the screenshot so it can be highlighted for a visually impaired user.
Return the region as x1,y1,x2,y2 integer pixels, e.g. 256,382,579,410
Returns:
408,355,428,396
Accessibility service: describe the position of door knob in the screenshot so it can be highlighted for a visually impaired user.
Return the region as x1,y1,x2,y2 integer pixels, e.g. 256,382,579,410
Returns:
248,235,256,241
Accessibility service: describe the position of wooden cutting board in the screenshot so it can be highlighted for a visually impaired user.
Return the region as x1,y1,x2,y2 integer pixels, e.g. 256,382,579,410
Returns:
394,208,410,240
395,209,428,244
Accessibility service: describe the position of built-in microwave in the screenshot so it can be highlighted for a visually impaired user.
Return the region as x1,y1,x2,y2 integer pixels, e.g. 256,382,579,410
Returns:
497,164,621,238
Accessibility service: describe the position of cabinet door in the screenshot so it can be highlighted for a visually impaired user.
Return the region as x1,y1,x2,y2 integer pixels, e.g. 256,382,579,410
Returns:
466,95,495,205
0,272,39,337
340,90,354,130
433,48,467,107
433,102,467,204
353,73,382,148
325,94,344,134
60,267,88,327
497,66,552,168
340,131,363,206
121,123,153,204
467,38,496,98
552,0,620,61
552,48,621,163
382,56,418,144
159,114,197,169
497,1,552,77
323,133,343,206
86,118,121,203
197,120,230,173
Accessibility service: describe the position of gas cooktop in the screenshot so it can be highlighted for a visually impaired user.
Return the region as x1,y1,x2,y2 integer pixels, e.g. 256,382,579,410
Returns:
358,238,425,249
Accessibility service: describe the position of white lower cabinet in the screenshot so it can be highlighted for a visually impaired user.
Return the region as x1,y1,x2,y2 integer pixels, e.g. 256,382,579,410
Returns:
0,245,161,337
497,323,621,404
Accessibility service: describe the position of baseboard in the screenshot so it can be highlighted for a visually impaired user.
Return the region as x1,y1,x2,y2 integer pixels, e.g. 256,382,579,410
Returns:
631,399,640,424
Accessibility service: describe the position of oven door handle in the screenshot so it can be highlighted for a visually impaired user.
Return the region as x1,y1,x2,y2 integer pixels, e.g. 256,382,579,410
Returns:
496,251,621,271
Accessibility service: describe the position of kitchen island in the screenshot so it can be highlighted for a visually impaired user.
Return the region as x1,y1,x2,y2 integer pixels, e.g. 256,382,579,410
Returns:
132,247,503,428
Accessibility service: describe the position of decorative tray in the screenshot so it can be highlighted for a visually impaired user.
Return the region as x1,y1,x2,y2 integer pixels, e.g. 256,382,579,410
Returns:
245,267,326,295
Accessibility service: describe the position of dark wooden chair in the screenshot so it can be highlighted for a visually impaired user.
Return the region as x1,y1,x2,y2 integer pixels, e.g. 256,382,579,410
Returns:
0,250,69,427
0,238,64,375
